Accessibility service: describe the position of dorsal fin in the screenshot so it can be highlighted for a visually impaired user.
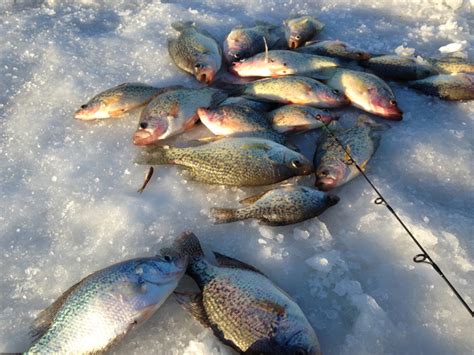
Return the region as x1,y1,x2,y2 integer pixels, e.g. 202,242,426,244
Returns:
263,36,269,63
30,280,84,341
212,252,265,275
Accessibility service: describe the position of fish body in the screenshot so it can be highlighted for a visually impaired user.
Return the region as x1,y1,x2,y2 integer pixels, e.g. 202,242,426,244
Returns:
135,137,313,186
230,76,349,108
27,255,187,353
268,105,336,133
223,22,286,63
296,40,371,61
169,232,321,354
283,15,324,49
314,115,389,190
230,50,339,79
133,87,227,145
219,96,275,112
326,69,403,120
425,57,474,74
197,105,285,144
168,21,222,84
211,185,339,225
407,73,474,100
74,83,167,121
361,55,438,81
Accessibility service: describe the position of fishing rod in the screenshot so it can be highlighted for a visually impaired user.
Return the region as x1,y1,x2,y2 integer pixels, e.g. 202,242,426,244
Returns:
320,122,474,317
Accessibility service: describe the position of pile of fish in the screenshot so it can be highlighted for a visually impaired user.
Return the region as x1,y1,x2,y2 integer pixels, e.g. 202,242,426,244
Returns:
27,13,473,354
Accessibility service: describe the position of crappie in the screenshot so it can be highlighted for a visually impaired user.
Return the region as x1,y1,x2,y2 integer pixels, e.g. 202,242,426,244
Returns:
361,55,438,81
135,137,313,186
219,96,275,112
211,185,339,225
407,73,474,101
168,232,321,354
168,21,222,84
326,69,403,120
283,15,324,49
227,76,349,108
133,87,227,145
268,104,336,133
314,115,389,191
27,254,187,353
197,105,285,144
74,83,166,121
223,22,285,63
296,40,371,61
230,50,340,79
425,57,474,74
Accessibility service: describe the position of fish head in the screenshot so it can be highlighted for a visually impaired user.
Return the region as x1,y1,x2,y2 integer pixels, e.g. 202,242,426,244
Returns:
133,114,170,146
74,98,112,120
193,59,219,84
368,87,403,120
314,109,337,125
312,87,349,107
283,150,314,176
231,55,292,77
138,254,188,285
315,159,348,191
223,29,254,63
284,16,323,49
197,106,233,135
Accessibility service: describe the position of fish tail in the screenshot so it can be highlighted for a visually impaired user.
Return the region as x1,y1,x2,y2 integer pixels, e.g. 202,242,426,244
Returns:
210,207,245,224
134,146,171,165
173,232,204,258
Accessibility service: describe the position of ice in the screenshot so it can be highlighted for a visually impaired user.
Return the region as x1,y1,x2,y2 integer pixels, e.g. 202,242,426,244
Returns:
1,0,473,354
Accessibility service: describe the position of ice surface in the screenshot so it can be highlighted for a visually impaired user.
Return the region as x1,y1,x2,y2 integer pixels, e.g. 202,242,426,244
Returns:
0,0,473,354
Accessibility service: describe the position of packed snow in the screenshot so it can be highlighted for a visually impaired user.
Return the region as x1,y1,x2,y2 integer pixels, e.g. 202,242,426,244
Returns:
0,0,473,354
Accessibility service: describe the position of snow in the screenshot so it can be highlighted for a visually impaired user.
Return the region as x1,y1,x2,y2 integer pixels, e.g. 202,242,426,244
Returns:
0,0,473,354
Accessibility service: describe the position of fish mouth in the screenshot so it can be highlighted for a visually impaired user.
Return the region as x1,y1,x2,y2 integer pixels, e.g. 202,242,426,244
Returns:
289,39,299,49
315,176,337,191
196,68,216,84
133,129,163,146
381,106,403,120
74,107,106,121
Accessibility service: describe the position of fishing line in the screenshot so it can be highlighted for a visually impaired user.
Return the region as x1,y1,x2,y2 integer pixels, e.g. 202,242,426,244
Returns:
319,123,474,317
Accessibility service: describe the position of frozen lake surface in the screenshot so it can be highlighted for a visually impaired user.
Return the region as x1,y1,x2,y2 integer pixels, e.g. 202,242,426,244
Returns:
0,0,473,353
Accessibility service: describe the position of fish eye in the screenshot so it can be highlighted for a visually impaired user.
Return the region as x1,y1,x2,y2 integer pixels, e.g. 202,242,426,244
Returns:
316,114,322,119
283,62,287,66
389,99,397,105
81,104,88,109
194,63,202,69
291,159,302,168
332,89,340,94
139,122,148,129
233,53,241,59
295,35,301,40
163,255,172,262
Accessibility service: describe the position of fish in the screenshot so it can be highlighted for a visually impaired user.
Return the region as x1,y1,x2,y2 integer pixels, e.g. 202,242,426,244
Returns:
268,104,337,133
296,40,371,61
326,69,403,120
211,185,339,225
223,21,286,63
224,76,349,108
361,55,438,81
425,57,474,74
314,115,389,191
219,96,275,112
26,253,187,353
230,49,340,79
197,104,286,144
283,15,325,49
133,87,227,145
167,232,321,354
135,137,313,186
407,73,474,101
74,83,169,121
168,21,222,84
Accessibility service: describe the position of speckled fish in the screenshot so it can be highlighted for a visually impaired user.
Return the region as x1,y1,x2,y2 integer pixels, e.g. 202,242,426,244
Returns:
283,15,325,49
326,69,403,120
407,73,474,100
197,105,286,143
425,57,474,74
268,104,336,133
135,137,312,186
26,254,187,353
361,55,438,81
314,115,389,191
296,40,371,61
223,21,286,63
211,185,339,225
168,21,222,83
226,76,349,108
230,50,339,79
219,96,275,112
167,232,321,354
133,87,227,145
74,83,169,121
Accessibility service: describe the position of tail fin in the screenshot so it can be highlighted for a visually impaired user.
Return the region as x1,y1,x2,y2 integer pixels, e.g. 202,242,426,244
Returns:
172,232,204,258
134,146,171,165
356,115,390,131
210,207,242,224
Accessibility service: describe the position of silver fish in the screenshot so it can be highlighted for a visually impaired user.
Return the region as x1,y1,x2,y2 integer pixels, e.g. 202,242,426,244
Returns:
361,55,438,81
296,40,371,61
283,15,325,49
268,104,336,133
407,73,474,101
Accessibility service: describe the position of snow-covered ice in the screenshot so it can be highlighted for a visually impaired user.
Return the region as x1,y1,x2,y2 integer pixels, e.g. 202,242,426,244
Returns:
0,0,473,354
